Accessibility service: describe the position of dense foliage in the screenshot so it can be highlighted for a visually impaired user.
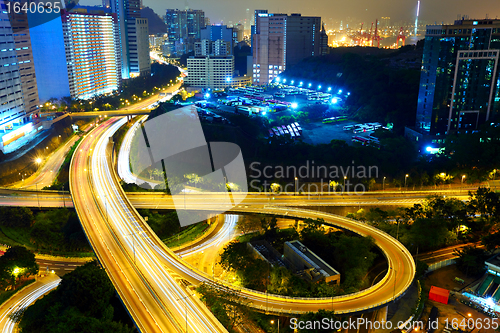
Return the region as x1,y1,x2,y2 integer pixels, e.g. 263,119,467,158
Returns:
356,188,500,275
0,246,38,290
0,208,91,254
19,261,135,333
220,216,378,297
454,246,489,277
197,283,250,333
137,209,180,240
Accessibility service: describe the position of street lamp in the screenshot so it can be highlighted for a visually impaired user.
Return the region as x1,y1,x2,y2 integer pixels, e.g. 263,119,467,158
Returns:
461,175,466,187
390,266,397,300
35,158,42,208
343,176,347,192
177,293,195,333
271,319,280,333
294,177,298,196
383,176,386,191
125,231,140,264
405,174,409,190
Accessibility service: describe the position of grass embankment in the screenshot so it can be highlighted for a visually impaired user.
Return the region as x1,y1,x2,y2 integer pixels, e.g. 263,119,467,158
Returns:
45,136,83,191
0,278,35,306
0,226,93,258
0,207,94,258
164,222,210,248
112,119,134,155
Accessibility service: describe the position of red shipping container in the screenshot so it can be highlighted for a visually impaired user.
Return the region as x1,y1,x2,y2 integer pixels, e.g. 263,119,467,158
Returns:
429,286,449,304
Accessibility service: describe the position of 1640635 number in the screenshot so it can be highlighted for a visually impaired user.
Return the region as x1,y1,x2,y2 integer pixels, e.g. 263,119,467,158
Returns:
445,317,499,330
4,1,61,14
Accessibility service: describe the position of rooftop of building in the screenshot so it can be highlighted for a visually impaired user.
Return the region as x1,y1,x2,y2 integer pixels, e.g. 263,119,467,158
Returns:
486,254,500,269
285,240,340,277
427,18,500,29
68,5,111,14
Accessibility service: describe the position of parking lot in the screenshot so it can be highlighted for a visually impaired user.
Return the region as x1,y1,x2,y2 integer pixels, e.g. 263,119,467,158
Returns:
301,120,359,145
194,85,385,146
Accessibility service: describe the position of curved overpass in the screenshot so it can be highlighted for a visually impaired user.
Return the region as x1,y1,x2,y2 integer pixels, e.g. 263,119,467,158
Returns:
70,117,415,332
70,118,227,333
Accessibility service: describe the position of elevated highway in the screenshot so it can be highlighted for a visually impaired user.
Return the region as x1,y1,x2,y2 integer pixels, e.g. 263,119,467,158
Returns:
68,116,415,329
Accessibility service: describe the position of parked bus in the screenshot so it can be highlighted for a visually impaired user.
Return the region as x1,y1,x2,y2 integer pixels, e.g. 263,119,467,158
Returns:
352,136,370,144
322,116,347,124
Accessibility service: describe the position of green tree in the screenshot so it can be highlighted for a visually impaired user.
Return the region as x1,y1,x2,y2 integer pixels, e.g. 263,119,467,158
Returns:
0,207,34,228
197,283,250,332
296,310,339,333
236,215,263,235
482,231,500,252
19,261,134,333
454,246,488,277
219,241,250,272
0,246,38,289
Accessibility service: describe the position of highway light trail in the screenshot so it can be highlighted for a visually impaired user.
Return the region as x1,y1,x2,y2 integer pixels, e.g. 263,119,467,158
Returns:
0,278,61,333
90,118,226,332
70,114,416,333
110,111,416,314
177,214,238,257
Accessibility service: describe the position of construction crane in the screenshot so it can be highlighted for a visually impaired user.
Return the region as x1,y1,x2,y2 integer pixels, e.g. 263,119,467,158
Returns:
369,22,374,45
350,20,383,47
371,19,382,48
396,27,406,47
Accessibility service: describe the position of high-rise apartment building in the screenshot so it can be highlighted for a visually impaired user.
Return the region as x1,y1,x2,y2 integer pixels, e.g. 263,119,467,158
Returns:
200,25,234,52
62,8,122,99
409,19,500,146
194,39,231,56
128,18,150,77
252,12,322,85
164,9,205,55
185,56,234,90
319,23,329,55
0,6,40,153
187,37,234,90
232,24,244,43
107,0,150,78
29,6,121,101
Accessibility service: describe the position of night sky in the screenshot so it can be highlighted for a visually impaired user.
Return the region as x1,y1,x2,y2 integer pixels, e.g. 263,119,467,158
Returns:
84,0,500,27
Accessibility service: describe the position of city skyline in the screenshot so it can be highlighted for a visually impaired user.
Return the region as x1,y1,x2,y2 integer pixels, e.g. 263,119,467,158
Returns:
84,0,500,27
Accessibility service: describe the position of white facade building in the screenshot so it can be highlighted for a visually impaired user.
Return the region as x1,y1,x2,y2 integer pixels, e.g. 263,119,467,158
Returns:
186,56,234,90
